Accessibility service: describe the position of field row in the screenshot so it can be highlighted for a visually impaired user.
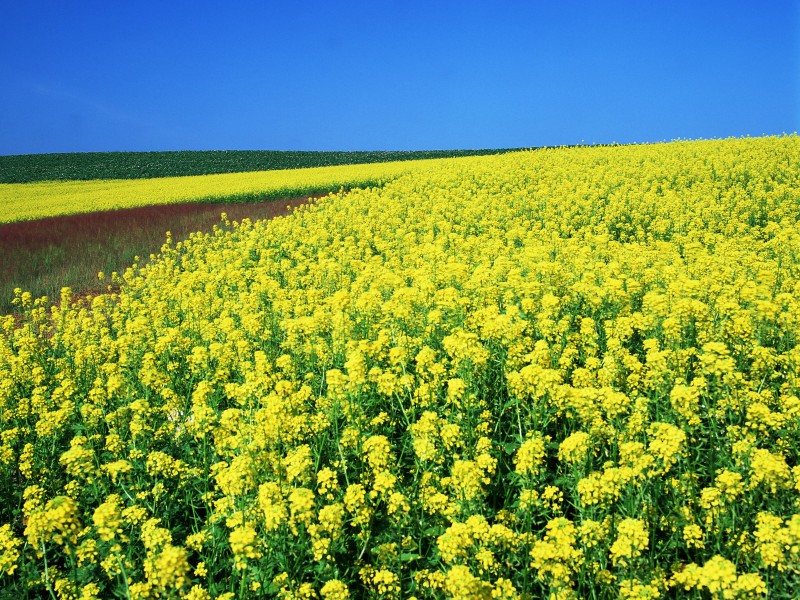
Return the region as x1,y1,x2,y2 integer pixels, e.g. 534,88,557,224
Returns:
0,157,473,223
0,148,520,184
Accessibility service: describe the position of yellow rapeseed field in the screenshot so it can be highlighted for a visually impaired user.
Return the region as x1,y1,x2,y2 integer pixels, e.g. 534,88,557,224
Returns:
0,158,455,223
1,135,800,599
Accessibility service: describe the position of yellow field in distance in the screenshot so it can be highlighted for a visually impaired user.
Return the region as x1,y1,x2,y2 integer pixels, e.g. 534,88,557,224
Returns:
0,157,464,223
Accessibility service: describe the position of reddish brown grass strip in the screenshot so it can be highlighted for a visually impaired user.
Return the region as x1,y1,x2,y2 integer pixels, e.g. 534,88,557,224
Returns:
0,194,322,314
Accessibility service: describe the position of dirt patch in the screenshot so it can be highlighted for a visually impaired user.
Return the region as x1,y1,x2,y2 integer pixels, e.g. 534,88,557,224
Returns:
0,193,326,316
0,193,325,250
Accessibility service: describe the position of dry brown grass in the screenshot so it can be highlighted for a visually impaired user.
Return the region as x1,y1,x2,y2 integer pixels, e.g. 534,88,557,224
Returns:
0,195,319,314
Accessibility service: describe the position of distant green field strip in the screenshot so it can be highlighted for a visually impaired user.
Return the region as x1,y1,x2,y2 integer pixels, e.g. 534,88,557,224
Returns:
0,148,522,183
0,156,476,223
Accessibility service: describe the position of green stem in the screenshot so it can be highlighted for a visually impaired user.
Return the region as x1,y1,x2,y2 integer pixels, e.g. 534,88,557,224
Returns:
41,543,58,600
115,552,131,598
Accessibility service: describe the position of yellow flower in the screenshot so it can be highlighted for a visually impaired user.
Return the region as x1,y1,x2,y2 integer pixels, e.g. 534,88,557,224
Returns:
316,466,340,499
618,579,661,599
283,444,313,483
185,585,213,600
229,523,261,570
101,459,133,483
288,487,315,533
491,577,519,599
410,411,441,463
752,511,800,571
140,518,172,550
714,469,744,499
558,431,591,465
450,459,485,501
25,495,82,548
0,524,22,575
258,482,288,532
185,530,209,552
372,568,400,596
444,565,492,600
58,436,96,480
371,470,397,498
749,448,792,492
682,524,704,549
529,517,583,587
362,435,392,472
320,579,350,600
643,419,681,455
92,494,124,542
610,518,649,567
78,583,101,600
438,521,475,564
144,544,191,591
514,434,548,477
672,555,765,598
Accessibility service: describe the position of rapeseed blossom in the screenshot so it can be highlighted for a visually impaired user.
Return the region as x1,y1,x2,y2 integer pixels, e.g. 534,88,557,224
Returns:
1,135,799,597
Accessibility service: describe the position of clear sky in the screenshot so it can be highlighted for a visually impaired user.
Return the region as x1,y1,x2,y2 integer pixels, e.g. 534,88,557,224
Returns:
1,0,798,155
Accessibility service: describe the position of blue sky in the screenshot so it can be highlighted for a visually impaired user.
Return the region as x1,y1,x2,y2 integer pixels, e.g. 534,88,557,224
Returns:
1,0,797,155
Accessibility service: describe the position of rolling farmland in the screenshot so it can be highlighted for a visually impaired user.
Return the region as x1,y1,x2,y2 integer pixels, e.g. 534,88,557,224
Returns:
1,136,800,598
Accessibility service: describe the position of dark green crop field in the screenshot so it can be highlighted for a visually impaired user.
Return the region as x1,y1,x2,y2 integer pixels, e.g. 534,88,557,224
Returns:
0,148,523,183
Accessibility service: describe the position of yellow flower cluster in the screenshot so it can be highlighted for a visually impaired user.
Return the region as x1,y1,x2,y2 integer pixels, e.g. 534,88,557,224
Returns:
1,135,799,597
